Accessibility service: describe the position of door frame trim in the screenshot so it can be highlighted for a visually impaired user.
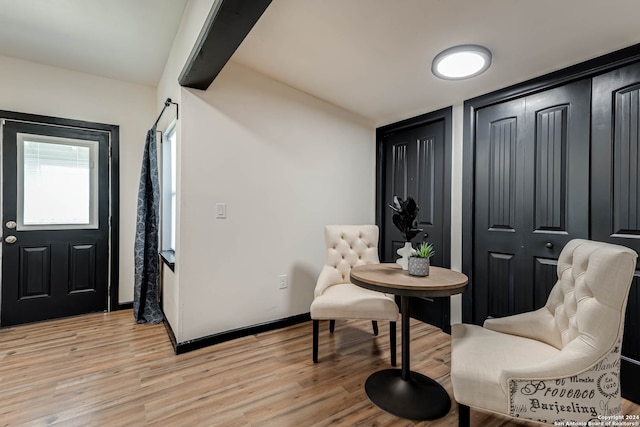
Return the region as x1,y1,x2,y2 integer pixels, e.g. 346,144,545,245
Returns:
462,43,640,324
0,110,122,312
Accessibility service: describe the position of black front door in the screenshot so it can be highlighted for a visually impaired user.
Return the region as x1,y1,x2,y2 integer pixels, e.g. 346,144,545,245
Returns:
1,120,110,326
379,112,451,330
472,79,591,323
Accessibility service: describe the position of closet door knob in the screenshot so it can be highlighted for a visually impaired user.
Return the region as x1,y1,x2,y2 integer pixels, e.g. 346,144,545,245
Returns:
546,242,553,249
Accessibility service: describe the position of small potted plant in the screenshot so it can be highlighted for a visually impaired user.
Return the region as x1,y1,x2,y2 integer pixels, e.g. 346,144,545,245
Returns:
408,242,435,276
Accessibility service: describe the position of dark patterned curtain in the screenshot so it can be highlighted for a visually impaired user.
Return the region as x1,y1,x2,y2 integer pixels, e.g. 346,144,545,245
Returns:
133,127,163,324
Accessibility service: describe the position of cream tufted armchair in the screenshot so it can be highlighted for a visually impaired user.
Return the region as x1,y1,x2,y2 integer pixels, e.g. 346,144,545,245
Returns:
451,239,637,426
310,225,399,365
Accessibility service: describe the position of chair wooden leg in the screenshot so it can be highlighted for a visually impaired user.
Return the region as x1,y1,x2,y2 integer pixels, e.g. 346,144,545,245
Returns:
312,320,319,363
372,320,379,336
329,319,335,333
389,321,397,367
458,403,470,427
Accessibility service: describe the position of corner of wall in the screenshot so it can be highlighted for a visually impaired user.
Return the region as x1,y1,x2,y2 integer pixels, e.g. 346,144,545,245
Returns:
450,103,464,325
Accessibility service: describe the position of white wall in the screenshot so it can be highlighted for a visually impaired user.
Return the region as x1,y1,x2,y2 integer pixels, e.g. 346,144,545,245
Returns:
157,0,215,118
0,54,156,304
156,0,465,342
156,0,375,343
156,0,217,340
177,62,374,341
0,0,464,336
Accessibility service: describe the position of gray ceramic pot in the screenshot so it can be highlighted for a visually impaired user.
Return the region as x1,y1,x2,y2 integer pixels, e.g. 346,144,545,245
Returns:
408,257,430,276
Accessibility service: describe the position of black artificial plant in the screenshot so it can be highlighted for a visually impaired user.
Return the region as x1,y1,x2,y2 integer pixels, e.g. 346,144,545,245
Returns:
388,196,423,242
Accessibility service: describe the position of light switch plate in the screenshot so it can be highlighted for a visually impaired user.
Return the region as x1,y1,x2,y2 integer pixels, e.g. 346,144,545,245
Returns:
216,203,226,219
279,274,287,289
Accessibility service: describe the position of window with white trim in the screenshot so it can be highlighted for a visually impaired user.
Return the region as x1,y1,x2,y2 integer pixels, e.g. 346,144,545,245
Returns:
161,123,177,252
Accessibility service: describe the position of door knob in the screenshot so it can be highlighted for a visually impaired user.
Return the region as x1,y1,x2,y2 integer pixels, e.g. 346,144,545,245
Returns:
546,242,553,249
5,220,16,229
4,235,17,244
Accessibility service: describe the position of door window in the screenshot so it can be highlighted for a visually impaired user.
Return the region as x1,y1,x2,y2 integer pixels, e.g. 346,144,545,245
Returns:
17,133,99,230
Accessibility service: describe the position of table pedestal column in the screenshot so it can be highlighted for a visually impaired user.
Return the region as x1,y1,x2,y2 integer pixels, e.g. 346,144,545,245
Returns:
364,296,451,420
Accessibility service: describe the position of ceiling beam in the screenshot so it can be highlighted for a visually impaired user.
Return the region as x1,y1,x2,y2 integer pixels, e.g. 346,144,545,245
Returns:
179,0,272,90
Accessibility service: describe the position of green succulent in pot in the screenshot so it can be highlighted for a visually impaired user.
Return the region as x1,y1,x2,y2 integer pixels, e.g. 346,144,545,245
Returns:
408,242,434,276
411,242,435,259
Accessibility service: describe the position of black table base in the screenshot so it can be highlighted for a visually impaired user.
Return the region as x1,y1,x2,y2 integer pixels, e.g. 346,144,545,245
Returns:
365,369,451,420
363,295,451,420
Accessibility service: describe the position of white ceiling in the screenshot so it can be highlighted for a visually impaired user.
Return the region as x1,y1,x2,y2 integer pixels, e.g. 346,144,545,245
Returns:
232,0,640,126
0,0,187,86
0,1,638,126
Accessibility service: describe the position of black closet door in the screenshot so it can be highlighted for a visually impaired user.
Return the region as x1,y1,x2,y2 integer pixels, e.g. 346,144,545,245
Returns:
382,121,446,264
472,79,591,324
592,62,640,402
474,97,526,322
380,118,449,330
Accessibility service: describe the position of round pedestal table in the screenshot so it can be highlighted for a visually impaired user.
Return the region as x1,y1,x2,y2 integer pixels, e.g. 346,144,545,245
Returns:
350,263,468,421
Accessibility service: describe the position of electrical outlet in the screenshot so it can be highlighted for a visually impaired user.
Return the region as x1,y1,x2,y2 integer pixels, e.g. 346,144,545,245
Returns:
279,274,287,289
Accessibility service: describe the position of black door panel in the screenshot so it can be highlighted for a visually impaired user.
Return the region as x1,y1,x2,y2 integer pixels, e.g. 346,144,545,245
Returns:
379,116,450,330
592,62,640,403
1,120,110,326
473,79,591,323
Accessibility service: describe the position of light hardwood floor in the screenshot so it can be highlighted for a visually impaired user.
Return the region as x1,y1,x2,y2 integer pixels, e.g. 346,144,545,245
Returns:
0,310,638,426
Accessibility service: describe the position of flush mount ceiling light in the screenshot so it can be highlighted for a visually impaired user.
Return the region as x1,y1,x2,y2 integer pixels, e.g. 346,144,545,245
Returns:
432,45,492,80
